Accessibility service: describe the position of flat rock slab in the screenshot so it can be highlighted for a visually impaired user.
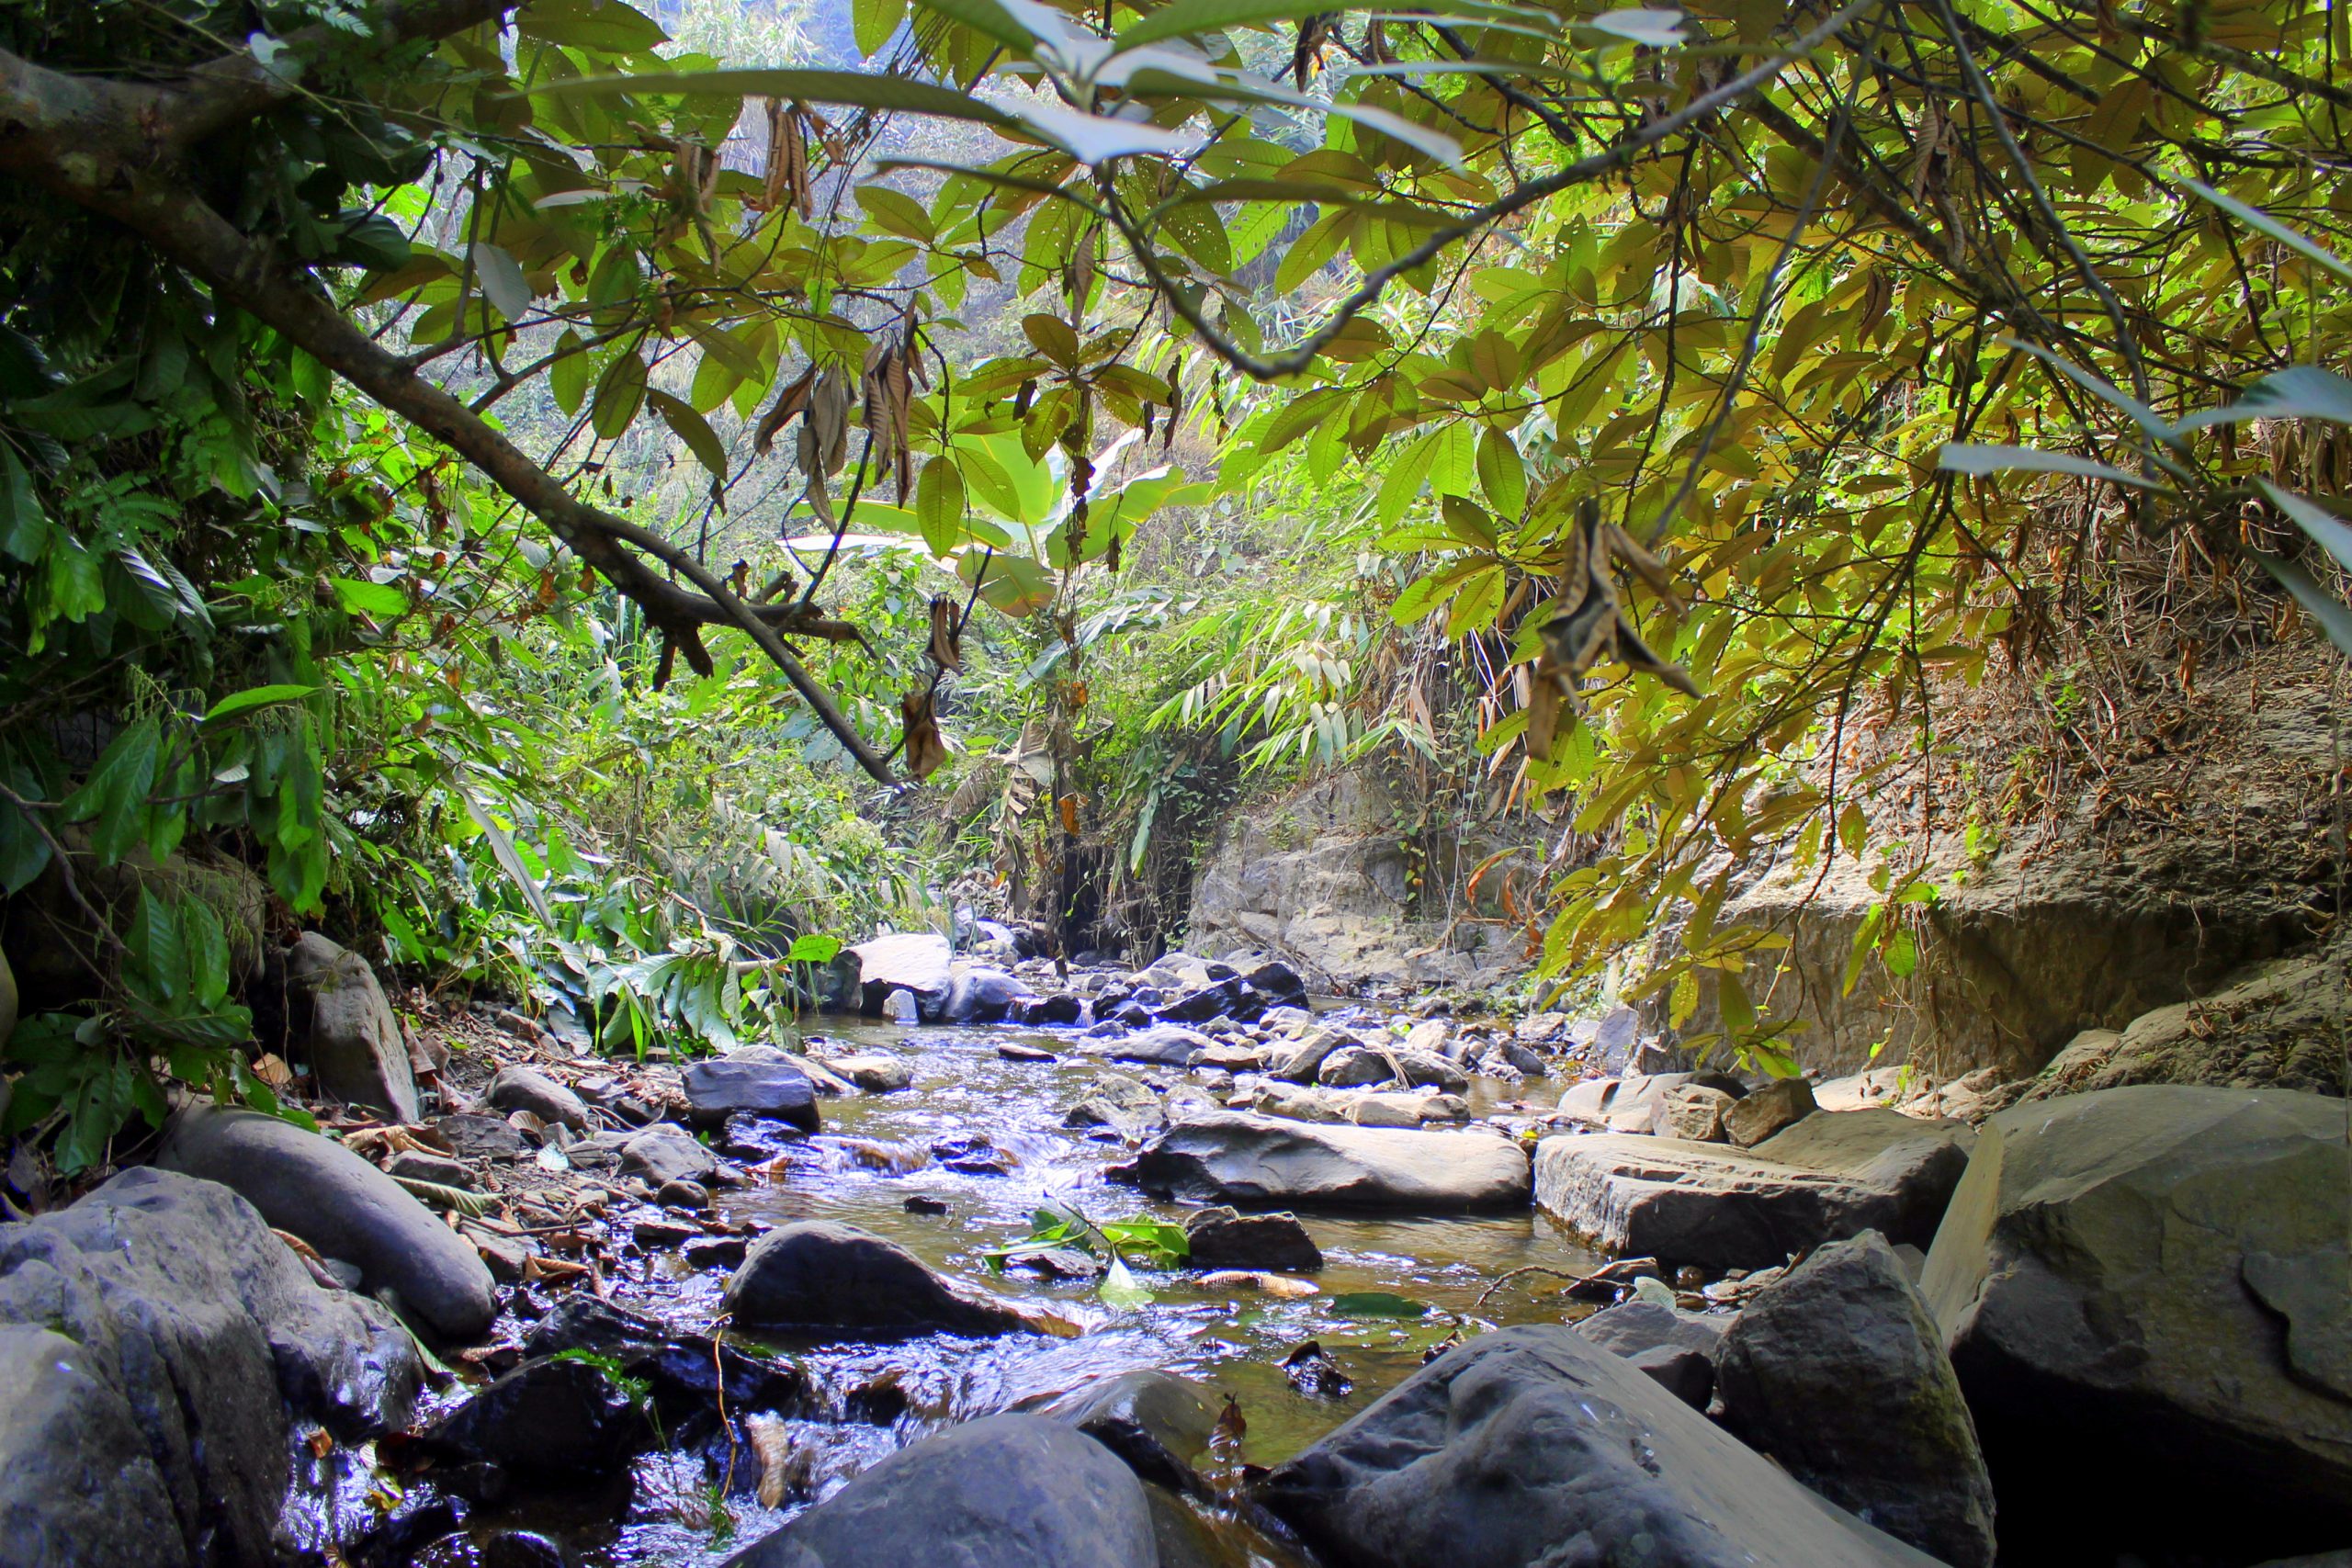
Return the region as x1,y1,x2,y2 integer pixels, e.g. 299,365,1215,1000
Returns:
1922,1084,2352,1562
157,1104,496,1339
1082,1023,1216,1066
1115,1111,1531,1212
1535,1111,1973,1269
1260,1324,1942,1568
723,1414,1155,1568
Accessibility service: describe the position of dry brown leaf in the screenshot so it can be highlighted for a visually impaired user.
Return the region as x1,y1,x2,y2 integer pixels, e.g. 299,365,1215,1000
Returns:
900,687,947,780
927,593,964,671
747,1413,808,1508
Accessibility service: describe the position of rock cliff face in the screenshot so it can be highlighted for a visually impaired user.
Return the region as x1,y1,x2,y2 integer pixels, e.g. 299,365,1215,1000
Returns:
1186,772,1529,991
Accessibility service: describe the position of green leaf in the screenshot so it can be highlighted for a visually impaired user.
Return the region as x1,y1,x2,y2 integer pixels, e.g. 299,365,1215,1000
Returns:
854,0,907,51
916,456,969,557
648,389,731,480
1585,7,1686,45
2253,550,2352,659
2181,367,2352,431
592,350,648,441
550,329,592,415
471,242,532,323
2178,176,2352,287
1936,443,2161,489
331,576,409,618
2260,481,2352,577
785,931,842,963
124,890,183,1003
1717,970,1757,1035
1098,1256,1154,1307
858,185,936,243
61,715,160,863
451,773,558,928
0,444,47,563
202,684,316,728
1330,1291,1430,1318
518,0,671,51
531,68,1016,130
1999,337,2182,451
1476,428,1527,520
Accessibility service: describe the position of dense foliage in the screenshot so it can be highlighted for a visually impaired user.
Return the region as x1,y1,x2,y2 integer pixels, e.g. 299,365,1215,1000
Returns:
1,0,2347,1165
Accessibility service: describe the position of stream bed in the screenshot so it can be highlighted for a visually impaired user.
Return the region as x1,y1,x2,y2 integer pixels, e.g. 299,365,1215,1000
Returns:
398,1017,1607,1567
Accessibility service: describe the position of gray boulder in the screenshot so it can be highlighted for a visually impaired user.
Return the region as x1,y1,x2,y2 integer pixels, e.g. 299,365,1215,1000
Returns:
850,931,955,1019
1653,1082,1736,1141
0,1168,422,1568
1556,1070,1737,1134
1115,1111,1530,1211
1317,1045,1467,1092
1085,1022,1216,1066
618,1122,719,1187
156,1103,497,1339
422,1355,651,1483
1573,1299,1728,1408
276,931,419,1122
0,1326,188,1568
1260,1324,1943,1568
1250,1080,1470,1127
680,1048,820,1131
1921,1085,2352,1563
723,1221,1032,1338
1262,1025,1358,1082
1723,1076,1817,1146
1031,1369,1216,1495
724,1414,1155,1568
488,1065,588,1131
1535,1109,1972,1269
1183,1208,1323,1272
944,964,1033,1023
1715,1232,1996,1568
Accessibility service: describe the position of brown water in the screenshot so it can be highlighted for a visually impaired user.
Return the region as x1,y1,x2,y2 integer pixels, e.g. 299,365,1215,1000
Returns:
400,1016,1610,1566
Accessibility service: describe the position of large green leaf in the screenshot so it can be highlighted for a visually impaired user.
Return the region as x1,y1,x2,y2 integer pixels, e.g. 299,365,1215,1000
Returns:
2179,367,2352,431
202,684,316,728
1936,443,2162,490
2179,177,2352,286
2259,481,2352,577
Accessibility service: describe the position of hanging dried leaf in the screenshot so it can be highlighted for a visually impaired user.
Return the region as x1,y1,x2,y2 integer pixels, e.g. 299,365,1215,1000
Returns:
1057,793,1081,835
900,687,947,780
752,366,816,456
927,593,964,671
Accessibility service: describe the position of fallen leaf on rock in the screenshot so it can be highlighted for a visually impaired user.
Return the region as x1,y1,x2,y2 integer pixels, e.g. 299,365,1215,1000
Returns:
746,1412,812,1508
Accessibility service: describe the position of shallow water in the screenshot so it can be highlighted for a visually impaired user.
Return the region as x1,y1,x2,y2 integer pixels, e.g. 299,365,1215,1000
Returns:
397,1017,1610,1566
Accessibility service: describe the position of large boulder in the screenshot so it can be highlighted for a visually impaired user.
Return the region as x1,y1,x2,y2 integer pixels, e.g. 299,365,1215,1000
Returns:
1317,1045,1467,1092
0,1168,422,1568
723,1221,1033,1338
1259,1324,1943,1568
944,964,1034,1024
0,1326,188,1568
420,1355,651,1483
1714,1232,1996,1568
724,1414,1156,1568
1920,1085,2352,1563
1183,1208,1323,1273
1114,1111,1531,1212
1030,1369,1217,1494
2024,953,2349,1099
1083,1022,1215,1066
156,1103,497,1339
1535,1109,1972,1269
1250,1080,1470,1127
848,932,955,1020
269,932,420,1122
1556,1070,1738,1134
680,1048,819,1131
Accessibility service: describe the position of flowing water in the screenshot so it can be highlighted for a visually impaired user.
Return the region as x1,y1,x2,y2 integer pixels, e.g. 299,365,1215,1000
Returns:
401,1016,1610,1567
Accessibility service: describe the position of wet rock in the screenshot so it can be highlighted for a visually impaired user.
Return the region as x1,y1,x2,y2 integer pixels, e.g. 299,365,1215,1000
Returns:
423,1355,651,1483
849,932,955,1020
657,1179,709,1210
944,964,1033,1023
1722,1076,1816,1146
1282,1340,1352,1399
1085,1023,1215,1066
931,1134,1015,1175
1317,1045,1467,1092
883,987,920,1023
1031,1370,1216,1494
0,1326,189,1568
385,1149,475,1190
1115,1111,1531,1212
436,1112,528,1161
1261,1004,1314,1032
488,1066,589,1133
519,1296,801,1416
1573,1299,1726,1408
1251,1080,1470,1127
1653,1082,1736,1141
1921,1085,2352,1563
1063,1096,1156,1142
723,1414,1154,1568
902,1195,949,1215
1534,1110,1973,1269
480,1532,569,1568
616,1123,719,1188
1246,960,1309,1009
998,1039,1059,1060
1195,1042,1263,1071
1716,1232,1996,1568
1261,1325,1939,1568
1008,994,1081,1028
469,1232,530,1283
1262,1025,1359,1082
273,932,420,1122
0,1168,423,1567
1154,975,1260,1025
156,1103,496,1339
680,1049,820,1132
825,1054,912,1092
1183,1208,1322,1272
723,1221,1034,1338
